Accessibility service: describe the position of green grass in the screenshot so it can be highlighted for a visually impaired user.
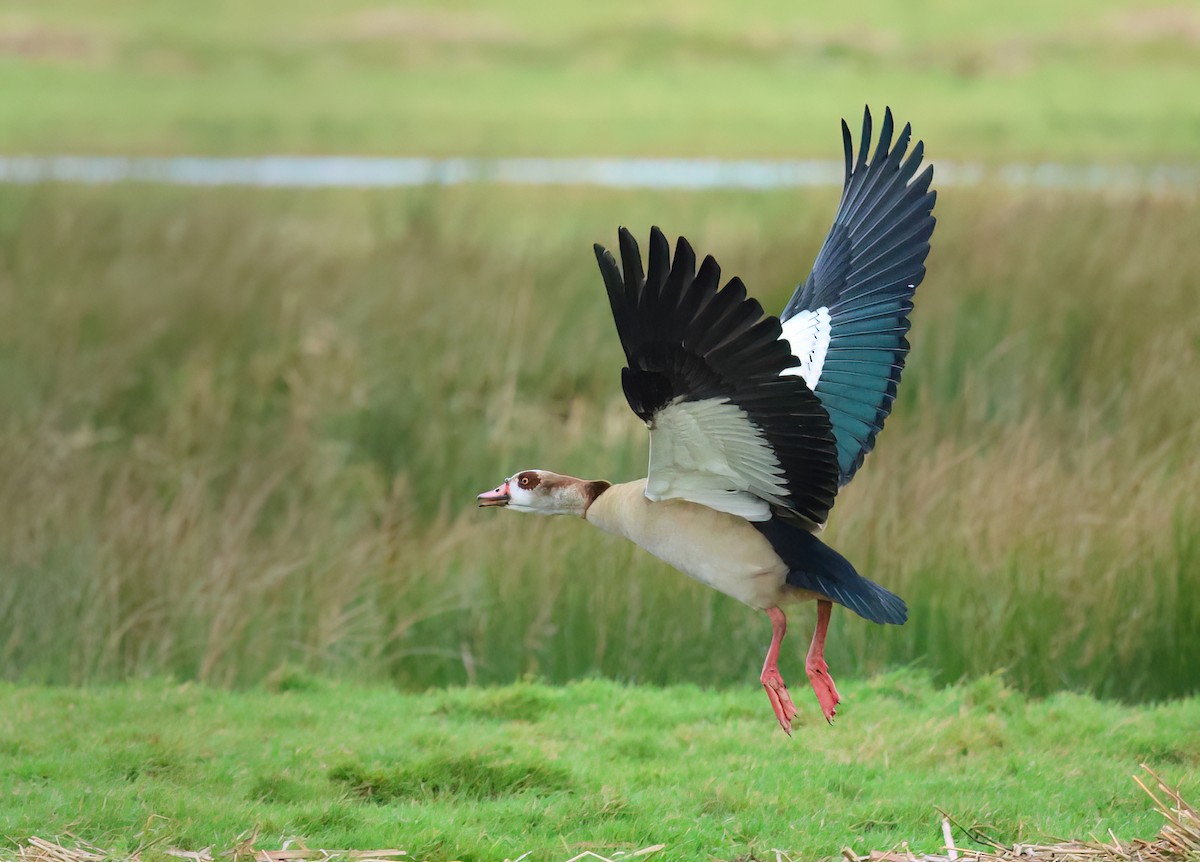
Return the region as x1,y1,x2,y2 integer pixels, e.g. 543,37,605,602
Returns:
2,0,1200,160
1,182,1197,700
1,674,1198,862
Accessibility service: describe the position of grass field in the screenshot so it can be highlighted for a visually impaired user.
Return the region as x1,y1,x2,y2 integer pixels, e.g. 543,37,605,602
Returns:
2,673,1199,862
1,181,1197,700
2,0,1200,161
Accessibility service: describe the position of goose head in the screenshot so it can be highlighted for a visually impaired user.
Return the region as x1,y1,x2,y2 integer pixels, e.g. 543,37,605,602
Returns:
477,470,610,518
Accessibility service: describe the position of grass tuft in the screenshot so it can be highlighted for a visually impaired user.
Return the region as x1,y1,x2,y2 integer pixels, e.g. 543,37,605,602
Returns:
329,753,574,802
433,682,564,722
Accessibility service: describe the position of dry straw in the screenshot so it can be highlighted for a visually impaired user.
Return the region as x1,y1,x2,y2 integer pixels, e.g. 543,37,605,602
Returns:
843,767,1198,862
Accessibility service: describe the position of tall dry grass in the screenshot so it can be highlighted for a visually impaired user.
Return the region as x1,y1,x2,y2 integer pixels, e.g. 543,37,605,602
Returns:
0,182,1195,699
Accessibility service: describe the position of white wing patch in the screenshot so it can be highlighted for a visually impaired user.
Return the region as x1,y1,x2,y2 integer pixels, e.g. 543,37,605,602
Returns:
779,306,831,389
644,397,788,521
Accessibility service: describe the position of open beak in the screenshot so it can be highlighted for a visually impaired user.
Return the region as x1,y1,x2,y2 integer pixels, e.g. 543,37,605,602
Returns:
476,481,511,508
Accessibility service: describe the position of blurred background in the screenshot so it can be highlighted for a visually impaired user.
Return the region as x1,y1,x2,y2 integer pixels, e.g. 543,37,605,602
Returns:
1,0,1197,701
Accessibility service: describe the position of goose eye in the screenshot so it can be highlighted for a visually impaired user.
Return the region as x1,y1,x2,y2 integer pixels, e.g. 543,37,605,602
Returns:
519,476,531,488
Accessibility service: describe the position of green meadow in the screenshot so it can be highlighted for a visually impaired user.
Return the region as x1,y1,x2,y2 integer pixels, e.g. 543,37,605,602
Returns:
2,674,1198,862
1,0,1199,161
2,1,1200,859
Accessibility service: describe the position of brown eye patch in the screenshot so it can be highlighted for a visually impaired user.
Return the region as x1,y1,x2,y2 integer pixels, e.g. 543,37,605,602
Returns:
515,471,541,490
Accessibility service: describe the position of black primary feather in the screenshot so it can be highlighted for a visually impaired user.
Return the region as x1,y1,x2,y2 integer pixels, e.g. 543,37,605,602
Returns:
595,227,840,528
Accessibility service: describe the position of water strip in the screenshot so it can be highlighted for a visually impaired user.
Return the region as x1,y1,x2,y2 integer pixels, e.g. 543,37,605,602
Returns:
0,154,1195,193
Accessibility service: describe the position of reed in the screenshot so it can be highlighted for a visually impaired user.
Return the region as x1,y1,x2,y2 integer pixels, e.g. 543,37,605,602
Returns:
1,182,1196,699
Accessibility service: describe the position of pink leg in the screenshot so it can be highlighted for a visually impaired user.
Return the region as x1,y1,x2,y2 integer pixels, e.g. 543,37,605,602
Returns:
806,599,841,723
760,607,798,735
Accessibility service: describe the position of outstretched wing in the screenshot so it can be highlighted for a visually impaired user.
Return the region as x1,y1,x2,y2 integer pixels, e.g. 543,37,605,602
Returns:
595,226,839,528
780,106,937,486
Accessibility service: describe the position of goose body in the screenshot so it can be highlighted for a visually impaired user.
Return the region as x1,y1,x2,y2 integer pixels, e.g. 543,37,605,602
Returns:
586,479,792,609
478,106,937,734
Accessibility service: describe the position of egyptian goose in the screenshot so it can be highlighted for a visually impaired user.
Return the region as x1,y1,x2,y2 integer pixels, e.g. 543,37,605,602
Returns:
478,107,936,734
